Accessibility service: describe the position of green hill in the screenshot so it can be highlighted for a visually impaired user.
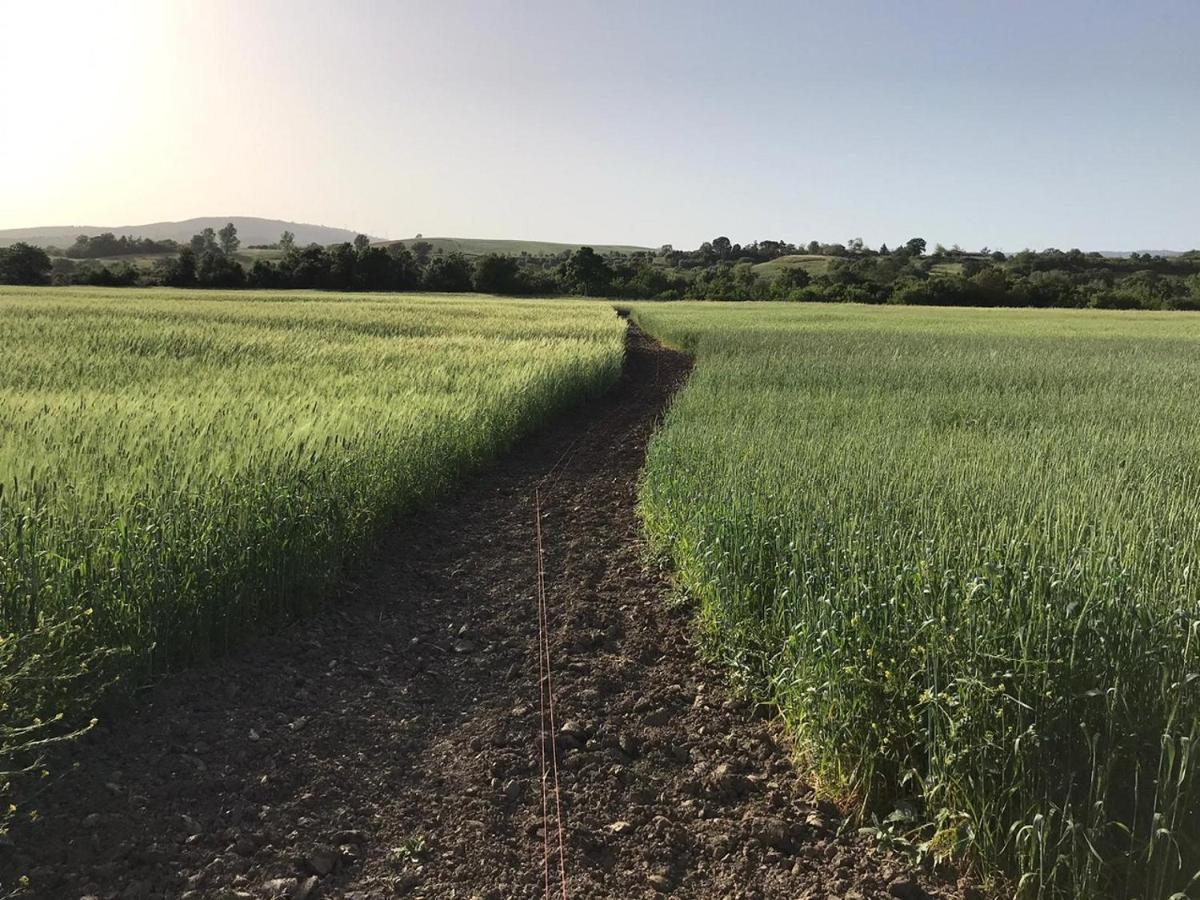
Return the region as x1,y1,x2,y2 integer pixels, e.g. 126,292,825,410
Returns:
751,254,835,279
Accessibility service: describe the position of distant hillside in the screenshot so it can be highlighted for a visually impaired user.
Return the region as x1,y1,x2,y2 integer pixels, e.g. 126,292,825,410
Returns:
0,217,373,249
375,236,652,258
751,254,835,279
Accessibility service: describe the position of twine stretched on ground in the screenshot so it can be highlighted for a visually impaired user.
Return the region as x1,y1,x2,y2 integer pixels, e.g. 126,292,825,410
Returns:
535,486,569,899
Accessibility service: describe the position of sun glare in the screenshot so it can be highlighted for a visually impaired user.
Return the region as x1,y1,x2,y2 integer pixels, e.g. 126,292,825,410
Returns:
1,1,174,222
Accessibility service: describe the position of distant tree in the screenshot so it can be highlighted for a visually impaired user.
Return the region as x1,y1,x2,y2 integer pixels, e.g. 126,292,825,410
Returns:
562,246,613,296
161,246,197,287
64,233,177,259
217,222,240,256
353,234,371,255
609,257,688,298
410,240,434,266
0,242,52,284
755,240,793,261
78,233,116,257
386,244,422,289
77,261,139,287
279,230,296,254
687,260,767,301
775,266,812,291
291,245,332,288
711,236,733,260
879,243,889,255
355,245,394,290
196,248,244,287
49,256,79,284
474,254,525,294
1182,275,1200,308
1088,289,1144,310
904,237,927,256
327,242,357,290
422,252,473,291
190,228,219,256
246,259,282,289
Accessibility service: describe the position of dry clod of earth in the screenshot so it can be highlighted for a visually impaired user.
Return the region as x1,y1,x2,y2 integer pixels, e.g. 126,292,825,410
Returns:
2,324,977,898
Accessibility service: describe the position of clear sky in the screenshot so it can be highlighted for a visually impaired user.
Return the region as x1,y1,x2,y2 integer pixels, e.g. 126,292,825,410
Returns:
2,0,1197,251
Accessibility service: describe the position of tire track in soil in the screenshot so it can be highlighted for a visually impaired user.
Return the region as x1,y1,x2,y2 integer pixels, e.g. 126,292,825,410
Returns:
4,322,975,899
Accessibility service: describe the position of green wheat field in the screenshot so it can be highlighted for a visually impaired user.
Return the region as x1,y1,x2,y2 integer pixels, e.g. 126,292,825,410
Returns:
4,288,1200,896
0,286,623,781
631,301,1200,897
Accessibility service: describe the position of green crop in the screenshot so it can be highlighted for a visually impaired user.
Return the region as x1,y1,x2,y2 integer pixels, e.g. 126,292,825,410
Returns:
0,286,623,779
632,301,1200,898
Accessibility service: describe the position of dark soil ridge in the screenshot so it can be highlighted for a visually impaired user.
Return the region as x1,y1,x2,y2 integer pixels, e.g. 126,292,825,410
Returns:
3,322,973,899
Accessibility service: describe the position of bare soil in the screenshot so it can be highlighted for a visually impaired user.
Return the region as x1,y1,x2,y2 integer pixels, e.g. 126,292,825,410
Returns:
4,323,975,899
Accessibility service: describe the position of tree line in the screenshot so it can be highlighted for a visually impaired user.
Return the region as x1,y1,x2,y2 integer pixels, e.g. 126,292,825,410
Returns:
64,233,179,259
3,225,1199,311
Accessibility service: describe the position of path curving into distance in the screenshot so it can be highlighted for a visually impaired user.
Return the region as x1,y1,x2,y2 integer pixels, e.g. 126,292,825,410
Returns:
4,322,972,899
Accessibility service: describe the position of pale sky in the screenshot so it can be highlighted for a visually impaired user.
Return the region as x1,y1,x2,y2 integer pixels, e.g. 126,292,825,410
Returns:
2,0,1197,251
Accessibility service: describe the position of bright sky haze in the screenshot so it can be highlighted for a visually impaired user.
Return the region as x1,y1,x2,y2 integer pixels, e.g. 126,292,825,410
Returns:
3,0,1197,251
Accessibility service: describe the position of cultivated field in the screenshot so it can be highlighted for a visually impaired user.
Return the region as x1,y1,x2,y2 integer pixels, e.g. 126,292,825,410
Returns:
7,288,1199,897
0,287,624,766
631,302,1200,897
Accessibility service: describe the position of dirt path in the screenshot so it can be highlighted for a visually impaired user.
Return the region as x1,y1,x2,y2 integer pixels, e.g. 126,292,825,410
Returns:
5,323,967,900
